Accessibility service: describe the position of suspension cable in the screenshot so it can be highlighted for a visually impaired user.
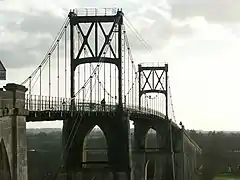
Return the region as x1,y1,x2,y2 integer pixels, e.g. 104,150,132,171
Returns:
168,77,176,123
123,15,152,52
21,17,70,85
123,32,138,97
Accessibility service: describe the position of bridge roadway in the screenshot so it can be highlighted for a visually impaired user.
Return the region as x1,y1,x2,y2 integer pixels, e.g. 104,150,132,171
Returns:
26,99,175,125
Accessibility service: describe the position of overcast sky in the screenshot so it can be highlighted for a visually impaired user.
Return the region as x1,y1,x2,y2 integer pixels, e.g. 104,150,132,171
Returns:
1,0,240,131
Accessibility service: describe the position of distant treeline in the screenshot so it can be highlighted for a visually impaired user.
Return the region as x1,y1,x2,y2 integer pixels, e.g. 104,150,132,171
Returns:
27,128,240,180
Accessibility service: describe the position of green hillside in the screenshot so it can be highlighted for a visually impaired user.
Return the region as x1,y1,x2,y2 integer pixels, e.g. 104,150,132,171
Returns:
213,173,240,180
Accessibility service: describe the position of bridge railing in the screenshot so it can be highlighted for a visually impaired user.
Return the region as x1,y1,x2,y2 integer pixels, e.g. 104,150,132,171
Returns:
123,105,166,119
25,94,166,119
25,95,118,112
73,8,118,16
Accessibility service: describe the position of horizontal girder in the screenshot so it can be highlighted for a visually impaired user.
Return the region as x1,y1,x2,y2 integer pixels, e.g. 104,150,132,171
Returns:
72,57,121,70
71,13,123,24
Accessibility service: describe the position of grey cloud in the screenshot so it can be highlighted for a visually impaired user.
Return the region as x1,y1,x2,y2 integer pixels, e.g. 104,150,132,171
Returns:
0,10,66,68
3,10,65,35
169,0,240,22
0,33,53,68
19,13,65,34
126,7,194,51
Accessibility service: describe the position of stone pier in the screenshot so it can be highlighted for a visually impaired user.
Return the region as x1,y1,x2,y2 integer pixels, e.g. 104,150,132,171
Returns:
0,83,28,180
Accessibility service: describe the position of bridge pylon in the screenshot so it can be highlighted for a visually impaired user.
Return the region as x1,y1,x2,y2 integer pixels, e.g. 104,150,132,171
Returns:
137,63,176,180
63,8,131,180
138,63,168,117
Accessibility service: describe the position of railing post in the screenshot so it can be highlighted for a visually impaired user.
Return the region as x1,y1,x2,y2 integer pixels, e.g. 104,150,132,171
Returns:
34,95,36,110
52,96,54,110
45,96,47,110
138,64,141,111
54,97,56,110
39,65,42,110
124,95,126,109
28,76,32,110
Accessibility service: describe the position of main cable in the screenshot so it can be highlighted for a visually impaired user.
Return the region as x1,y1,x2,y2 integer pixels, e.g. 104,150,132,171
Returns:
168,77,176,123
21,17,70,85
123,15,152,52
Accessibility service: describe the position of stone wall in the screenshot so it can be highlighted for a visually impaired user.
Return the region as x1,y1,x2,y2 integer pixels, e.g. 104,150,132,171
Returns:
0,83,28,180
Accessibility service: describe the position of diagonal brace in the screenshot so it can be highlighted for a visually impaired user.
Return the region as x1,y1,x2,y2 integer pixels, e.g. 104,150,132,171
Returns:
154,70,165,90
76,23,95,58
98,22,117,58
142,71,153,91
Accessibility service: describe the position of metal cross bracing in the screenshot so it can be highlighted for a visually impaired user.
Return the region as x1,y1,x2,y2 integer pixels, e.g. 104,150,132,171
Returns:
138,63,168,115
19,8,182,180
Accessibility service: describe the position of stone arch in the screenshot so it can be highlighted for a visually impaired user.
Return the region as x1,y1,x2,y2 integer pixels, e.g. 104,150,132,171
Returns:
82,125,108,168
64,114,130,177
76,121,111,168
0,138,11,180
66,116,122,170
145,128,158,180
133,121,165,150
145,128,158,149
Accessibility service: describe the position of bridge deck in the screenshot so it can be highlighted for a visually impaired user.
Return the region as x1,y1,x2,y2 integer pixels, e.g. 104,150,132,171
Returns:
26,102,179,128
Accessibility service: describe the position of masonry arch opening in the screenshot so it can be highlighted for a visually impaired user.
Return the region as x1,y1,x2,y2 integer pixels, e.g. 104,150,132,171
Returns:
82,125,108,168
145,128,159,149
145,128,159,180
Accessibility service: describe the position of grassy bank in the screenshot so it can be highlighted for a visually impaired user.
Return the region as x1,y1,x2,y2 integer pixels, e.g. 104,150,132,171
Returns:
213,173,240,180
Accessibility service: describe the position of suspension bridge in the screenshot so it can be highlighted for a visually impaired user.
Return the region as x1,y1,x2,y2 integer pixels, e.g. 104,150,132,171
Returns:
0,8,202,180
